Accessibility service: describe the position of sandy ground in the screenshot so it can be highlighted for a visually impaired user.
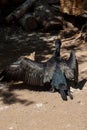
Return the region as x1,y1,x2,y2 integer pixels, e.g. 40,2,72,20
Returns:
0,27,87,130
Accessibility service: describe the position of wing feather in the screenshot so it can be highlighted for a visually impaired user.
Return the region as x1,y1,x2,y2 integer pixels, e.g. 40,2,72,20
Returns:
43,58,56,83
0,60,24,82
58,62,74,80
0,58,44,86
66,51,78,83
20,58,44,86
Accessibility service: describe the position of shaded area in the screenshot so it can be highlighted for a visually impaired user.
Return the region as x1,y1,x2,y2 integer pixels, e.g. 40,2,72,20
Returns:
0,86,35,105
0,26,56,69
0,82,51,105
0,78,86,105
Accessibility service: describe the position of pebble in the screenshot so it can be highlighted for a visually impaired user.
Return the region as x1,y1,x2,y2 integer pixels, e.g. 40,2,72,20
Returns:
9,127,13,130
77,101,85,106
35,103,43,108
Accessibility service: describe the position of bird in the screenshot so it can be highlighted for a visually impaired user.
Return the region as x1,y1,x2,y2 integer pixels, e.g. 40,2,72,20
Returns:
51,50,78,100
0,39,78,100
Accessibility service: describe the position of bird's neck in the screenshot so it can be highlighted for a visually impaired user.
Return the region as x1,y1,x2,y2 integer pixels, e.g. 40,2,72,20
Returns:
53,48,60,58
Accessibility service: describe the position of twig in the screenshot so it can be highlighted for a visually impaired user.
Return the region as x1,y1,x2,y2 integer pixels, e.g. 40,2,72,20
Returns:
61,24,87,44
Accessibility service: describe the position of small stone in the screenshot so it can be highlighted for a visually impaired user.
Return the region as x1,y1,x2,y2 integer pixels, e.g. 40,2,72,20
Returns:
35,103,43,108
77,101,81,103
77,101,85,106
9,127,13,130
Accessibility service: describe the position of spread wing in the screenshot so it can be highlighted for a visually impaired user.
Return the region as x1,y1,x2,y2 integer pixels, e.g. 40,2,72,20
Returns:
57,51,78,82
23,58,44,86
0,57,44,86
66,51,78,84
0,39,62,86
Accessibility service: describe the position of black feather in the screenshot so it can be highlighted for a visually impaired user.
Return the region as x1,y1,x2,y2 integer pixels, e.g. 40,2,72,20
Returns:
66,50,78,86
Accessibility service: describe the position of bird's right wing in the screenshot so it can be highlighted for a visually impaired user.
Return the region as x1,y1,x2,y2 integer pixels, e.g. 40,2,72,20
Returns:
22,58,44,86
0,58,24,82
0,57,44,86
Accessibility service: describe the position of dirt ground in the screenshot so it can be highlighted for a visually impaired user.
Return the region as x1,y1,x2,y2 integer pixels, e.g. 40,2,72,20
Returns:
0,27,87,130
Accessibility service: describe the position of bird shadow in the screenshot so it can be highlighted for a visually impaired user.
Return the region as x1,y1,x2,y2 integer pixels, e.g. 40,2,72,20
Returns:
68,79,87,90
77,79,87,90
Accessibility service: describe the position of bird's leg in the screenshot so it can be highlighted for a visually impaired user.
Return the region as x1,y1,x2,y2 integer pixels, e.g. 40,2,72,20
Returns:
58,84,67,101
59,89,67,101
50,86,55,93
